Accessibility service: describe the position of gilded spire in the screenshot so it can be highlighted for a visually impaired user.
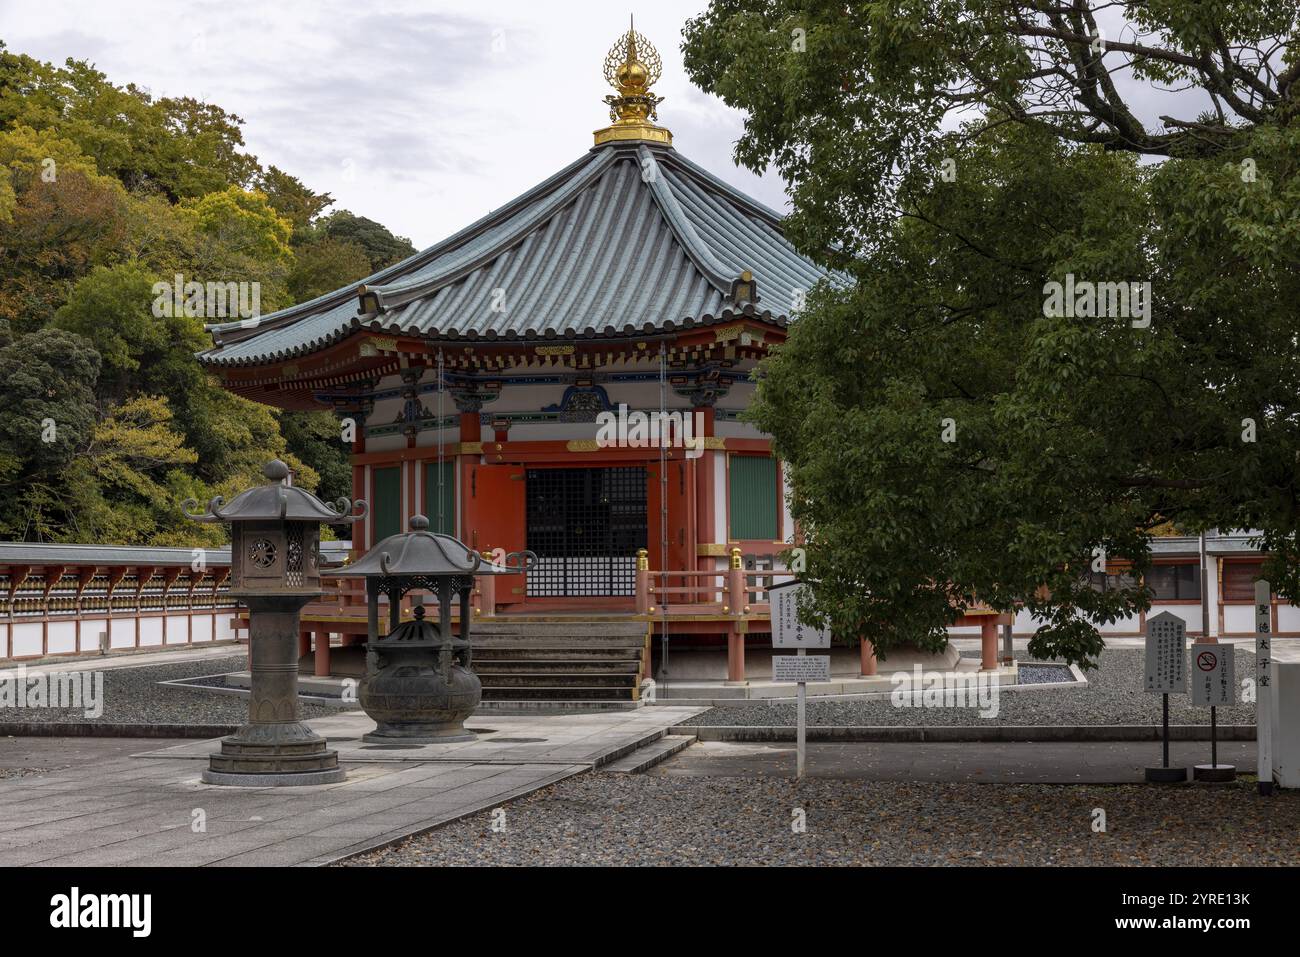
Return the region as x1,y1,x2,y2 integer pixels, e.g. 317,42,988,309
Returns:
594,16,672,147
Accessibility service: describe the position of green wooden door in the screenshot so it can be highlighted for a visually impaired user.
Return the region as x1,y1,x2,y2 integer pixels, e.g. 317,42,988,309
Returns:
728,455,778,540
372,466,402,544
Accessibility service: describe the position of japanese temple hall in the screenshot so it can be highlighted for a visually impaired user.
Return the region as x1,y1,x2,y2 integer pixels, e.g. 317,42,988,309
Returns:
196,24,839,683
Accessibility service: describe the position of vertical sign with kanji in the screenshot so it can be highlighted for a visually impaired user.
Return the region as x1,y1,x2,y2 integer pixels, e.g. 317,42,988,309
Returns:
1144,611,1187,693
1255,580,1274,794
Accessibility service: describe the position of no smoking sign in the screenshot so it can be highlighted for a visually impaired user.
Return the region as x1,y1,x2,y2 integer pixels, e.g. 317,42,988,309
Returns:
1190,643,1234,707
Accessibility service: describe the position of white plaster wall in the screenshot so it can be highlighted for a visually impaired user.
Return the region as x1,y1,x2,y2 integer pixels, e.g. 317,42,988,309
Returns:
1206,564,1221,637
79,619,108,652
46,620,76,655
715,420,767,439
109,617,134,649
414,426,459,448
166,615,190,644
136,616,161,647
1148,604,1201,636
1224,605,1255,634
781,467,795,546
365,434,408,454
1278,605,1300,633
712,452,727,542
192,614,215,643
11,622,42,657
215,613,236,641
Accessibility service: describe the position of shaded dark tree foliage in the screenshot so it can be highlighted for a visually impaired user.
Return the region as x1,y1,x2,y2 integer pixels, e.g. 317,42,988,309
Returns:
683,2,1299,666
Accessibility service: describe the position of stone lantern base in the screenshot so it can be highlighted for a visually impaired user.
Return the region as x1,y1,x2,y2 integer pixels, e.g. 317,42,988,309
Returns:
201,600,346,787
202,720,346,786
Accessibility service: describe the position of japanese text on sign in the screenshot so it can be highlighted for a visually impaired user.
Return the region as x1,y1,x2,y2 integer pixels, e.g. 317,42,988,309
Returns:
1144,611,1187,694
770,582,832,649
1190,643,1234,707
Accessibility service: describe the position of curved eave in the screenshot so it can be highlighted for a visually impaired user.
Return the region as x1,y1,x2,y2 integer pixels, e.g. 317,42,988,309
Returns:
198,304,790,369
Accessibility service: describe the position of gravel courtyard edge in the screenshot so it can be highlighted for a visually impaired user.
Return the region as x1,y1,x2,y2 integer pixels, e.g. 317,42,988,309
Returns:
671,724,1256,742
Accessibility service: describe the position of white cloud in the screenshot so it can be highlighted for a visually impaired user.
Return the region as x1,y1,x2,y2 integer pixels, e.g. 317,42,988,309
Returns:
0,0,789,246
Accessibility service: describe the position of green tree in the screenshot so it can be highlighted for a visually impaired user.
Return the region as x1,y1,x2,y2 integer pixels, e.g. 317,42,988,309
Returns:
318,210,415,270
0,322,102,539
287,236,372,303
683,2,1300,666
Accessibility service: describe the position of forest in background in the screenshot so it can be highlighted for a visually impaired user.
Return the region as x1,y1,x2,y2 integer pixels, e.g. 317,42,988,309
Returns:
0,40,416,547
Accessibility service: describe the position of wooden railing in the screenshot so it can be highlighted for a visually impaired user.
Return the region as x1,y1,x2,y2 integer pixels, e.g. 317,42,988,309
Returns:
634,546,794,619
311,550,531,622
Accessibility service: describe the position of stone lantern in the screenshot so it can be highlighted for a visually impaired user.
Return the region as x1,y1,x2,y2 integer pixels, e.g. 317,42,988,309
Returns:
183,459,366,785
325,515,533,743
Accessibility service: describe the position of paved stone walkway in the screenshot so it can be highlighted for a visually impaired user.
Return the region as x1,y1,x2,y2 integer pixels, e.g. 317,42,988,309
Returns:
0,707,702,867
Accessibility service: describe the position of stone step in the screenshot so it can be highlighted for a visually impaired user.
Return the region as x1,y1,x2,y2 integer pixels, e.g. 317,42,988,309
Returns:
599,734,696,773
475,621,648,637
480,685,637,701
479,672,638,689
473,643,645,657
473,659,642,674
472,636,647,650
474,699,642,713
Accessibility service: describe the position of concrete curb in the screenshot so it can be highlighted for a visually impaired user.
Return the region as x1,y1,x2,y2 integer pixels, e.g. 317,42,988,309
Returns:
671,724,1257,743
0,722,238,738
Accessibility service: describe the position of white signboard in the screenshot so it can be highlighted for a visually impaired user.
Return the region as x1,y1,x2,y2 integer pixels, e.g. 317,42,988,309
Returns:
770,582,831,649
1190,642,1234,707
773,655,831,683
1144,611,1187,693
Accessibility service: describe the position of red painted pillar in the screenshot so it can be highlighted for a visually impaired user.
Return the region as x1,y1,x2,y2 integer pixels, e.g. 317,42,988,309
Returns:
298,631,310,659
694,406,716,603
860,637,878,676
980,616,998,670
314,630,331,677
726,624,745,683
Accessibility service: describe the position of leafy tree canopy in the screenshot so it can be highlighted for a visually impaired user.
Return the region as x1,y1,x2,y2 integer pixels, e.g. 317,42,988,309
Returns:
684,1,1300,666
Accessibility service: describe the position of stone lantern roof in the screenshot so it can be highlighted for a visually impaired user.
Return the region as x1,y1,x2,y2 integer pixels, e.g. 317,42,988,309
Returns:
183,459,366,525
324,515,532,579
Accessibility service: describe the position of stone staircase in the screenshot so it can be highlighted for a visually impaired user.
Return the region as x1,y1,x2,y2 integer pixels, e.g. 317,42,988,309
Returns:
471,619,649,710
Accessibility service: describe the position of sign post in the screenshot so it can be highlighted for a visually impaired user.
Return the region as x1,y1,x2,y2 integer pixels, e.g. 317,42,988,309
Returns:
769,581,831,780
1255,580,1274,796
1144,611,1188,783
1190,642,1235,782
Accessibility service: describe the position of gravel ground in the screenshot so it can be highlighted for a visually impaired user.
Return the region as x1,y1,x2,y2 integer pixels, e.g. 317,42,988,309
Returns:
345,772,1300,866
1017,664,1073,684
0,767,62,780
681,648,1258,727
0,655,348,725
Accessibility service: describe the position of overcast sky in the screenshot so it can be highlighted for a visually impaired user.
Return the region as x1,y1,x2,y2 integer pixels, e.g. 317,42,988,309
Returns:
0,0,788,247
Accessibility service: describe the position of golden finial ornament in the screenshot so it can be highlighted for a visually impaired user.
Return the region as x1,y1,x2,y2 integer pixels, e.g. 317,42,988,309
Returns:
594,15,673,147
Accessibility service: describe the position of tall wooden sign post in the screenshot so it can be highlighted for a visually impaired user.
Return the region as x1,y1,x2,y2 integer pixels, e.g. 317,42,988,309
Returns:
1255,580,1275,796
